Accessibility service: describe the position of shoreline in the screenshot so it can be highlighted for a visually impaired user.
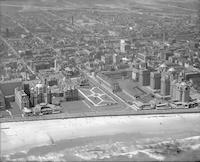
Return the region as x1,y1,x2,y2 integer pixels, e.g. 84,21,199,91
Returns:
1,113,200,157
1,108,200,123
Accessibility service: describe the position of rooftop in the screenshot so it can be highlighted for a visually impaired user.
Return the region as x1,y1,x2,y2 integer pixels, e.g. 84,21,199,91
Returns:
0,79,22,96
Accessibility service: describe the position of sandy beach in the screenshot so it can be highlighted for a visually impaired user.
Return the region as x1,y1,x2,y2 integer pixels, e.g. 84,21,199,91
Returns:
1,113,200,161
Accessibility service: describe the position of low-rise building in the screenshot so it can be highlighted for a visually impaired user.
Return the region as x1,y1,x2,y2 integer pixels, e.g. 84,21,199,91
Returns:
63,85,79,101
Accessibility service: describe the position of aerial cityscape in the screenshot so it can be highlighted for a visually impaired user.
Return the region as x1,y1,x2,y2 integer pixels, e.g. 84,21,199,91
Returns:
1,0,200,161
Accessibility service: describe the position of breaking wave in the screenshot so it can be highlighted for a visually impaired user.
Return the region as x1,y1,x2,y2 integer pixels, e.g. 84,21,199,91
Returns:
4,136,200,161
70,135,200,161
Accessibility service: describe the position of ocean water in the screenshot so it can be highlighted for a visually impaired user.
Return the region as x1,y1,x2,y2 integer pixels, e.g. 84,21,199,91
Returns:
3,134,200,161
1,114,200,161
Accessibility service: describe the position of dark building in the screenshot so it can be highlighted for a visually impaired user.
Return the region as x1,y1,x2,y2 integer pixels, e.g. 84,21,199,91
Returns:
46,86,52,104
32,62,51,72
139,69,150,86
22,83,30,98
30,83,50,107
34,92,38,107
161,51,174,61
0,90,5,110
29,88,35,107
150,72,161,89
181,83,190,103
47,79,58,86
64,86,79,101
37,93,45,104
161,74,170,96
78,77,89,87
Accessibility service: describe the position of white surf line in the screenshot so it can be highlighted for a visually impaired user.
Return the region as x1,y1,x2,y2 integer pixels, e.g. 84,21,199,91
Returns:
139,150,165,161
